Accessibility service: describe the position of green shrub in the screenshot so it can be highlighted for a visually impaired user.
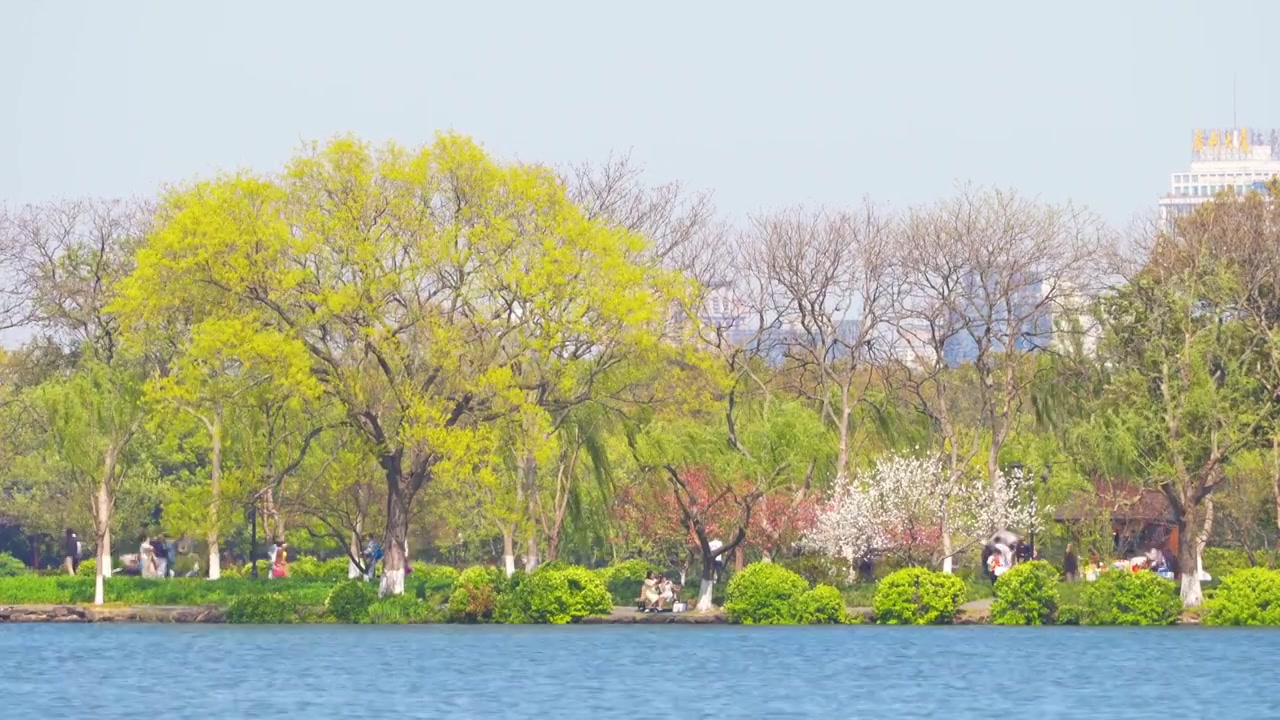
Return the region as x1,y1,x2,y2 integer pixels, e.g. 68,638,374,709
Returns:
1081,571,1181,625
596,559,658,605
1204,567,1280,626
1056,604,1084,625
326,580,375,623
991,561,1060,626
724,562,810,624
1201,547,1267,578
780,555,851,589
0,552,29,577
226,592,299,623
75,558,96,577
291,556,351,581
409,564,459,597
447,566,503,622
795,584,849,624
873,567,966,625
366,594,439,624
496,565,612,624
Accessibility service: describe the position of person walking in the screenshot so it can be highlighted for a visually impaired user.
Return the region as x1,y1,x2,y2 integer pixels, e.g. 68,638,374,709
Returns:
162,534,178,578
1064,543,1079,582
362,534,382,582
271,542,290,578
63,529,80,576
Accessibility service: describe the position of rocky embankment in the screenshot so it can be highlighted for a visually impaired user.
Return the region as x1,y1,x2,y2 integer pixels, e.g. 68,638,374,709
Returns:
0,604,225,623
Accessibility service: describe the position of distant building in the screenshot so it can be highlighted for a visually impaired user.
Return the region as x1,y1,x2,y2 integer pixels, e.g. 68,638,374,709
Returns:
942,270,1053,367
1159,127,1280,229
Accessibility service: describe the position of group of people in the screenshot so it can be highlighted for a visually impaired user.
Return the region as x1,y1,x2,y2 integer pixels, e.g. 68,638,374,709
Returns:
639,571,681,612
982,531,1034,582
265,540,290,578
137,534,179,578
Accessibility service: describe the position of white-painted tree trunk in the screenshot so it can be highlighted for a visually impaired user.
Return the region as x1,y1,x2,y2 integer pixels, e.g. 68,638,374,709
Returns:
93,472,114,605
380,568,406,597
501,527,516,578
94,532,110,606
941,531,954,574
206,415,223,580
695,579,715,612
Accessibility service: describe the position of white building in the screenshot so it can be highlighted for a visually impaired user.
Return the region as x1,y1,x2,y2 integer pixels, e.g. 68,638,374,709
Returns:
1159,127,1280,228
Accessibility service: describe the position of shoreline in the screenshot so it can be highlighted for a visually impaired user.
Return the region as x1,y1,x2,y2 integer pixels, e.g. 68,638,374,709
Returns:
0,604,991,625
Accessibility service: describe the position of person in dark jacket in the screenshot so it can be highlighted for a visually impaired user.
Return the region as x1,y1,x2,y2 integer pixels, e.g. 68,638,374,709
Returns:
64,529,80,575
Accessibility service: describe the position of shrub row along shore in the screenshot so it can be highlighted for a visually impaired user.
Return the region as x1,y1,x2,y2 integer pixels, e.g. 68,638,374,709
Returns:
2,560,1278,626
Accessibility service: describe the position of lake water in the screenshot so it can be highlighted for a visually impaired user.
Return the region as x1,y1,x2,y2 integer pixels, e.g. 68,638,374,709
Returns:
1,624,1276,718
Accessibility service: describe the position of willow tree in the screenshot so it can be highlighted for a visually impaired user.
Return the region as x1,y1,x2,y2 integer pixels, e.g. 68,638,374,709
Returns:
2,200,148,602
137,319,320,578
123,134,678,594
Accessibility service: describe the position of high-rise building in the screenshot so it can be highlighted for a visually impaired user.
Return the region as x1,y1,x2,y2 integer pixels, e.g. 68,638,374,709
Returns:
1159,127,1280,228
941,269,1053,367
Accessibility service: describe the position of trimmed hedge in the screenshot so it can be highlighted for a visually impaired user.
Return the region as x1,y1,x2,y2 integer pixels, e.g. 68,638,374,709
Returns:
495,565,612,624
1081,571,1181,626
1204,567,1280,626
795,584,850,624
991,561,1060,626
724,563,810,624
326,580,375,623
873,567,965,625
447,566,503,623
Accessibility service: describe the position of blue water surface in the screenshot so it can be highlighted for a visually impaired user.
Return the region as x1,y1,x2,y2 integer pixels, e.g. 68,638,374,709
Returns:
1,624,1274,719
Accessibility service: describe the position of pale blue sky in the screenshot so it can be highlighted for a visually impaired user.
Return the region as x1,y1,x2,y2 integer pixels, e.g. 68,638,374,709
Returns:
3,1,1278,225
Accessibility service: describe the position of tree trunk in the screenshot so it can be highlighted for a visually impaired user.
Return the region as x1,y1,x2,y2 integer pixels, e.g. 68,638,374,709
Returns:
525,534,539,573
941,532,954,575
501,527,516,578
347,529,362,579
695,556,715,612
522,450,539,572
379,477,410,596
835,397,852,486
95,526,111,606
93,452,117,605
207,417,223,580
1177,501,1213,608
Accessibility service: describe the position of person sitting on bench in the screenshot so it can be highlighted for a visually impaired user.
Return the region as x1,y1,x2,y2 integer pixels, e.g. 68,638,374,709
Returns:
639,571,661,611
656,575,677,611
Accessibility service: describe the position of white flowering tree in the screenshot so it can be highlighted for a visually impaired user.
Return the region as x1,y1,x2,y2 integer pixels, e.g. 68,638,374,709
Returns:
804,453,1043,574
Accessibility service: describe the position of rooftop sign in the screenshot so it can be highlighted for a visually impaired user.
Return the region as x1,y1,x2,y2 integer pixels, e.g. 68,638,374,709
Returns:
1193,127,1280,161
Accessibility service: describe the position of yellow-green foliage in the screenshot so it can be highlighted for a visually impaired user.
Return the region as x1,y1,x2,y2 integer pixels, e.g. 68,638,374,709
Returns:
873,568,966,625
991,561,1060,625
1205,568,1280,626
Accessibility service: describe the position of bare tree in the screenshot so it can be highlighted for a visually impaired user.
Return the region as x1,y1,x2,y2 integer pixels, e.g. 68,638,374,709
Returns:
889,186,1107,571
745,202,896,483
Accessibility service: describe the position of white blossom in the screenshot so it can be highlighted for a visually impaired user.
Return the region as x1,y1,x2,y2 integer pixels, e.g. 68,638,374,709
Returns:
804,452,1046,568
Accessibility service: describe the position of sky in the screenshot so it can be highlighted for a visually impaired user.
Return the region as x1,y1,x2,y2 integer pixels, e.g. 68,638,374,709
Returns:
3,1,1280,228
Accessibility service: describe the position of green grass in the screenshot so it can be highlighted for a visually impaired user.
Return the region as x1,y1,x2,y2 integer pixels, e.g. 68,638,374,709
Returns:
0,576,345,606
